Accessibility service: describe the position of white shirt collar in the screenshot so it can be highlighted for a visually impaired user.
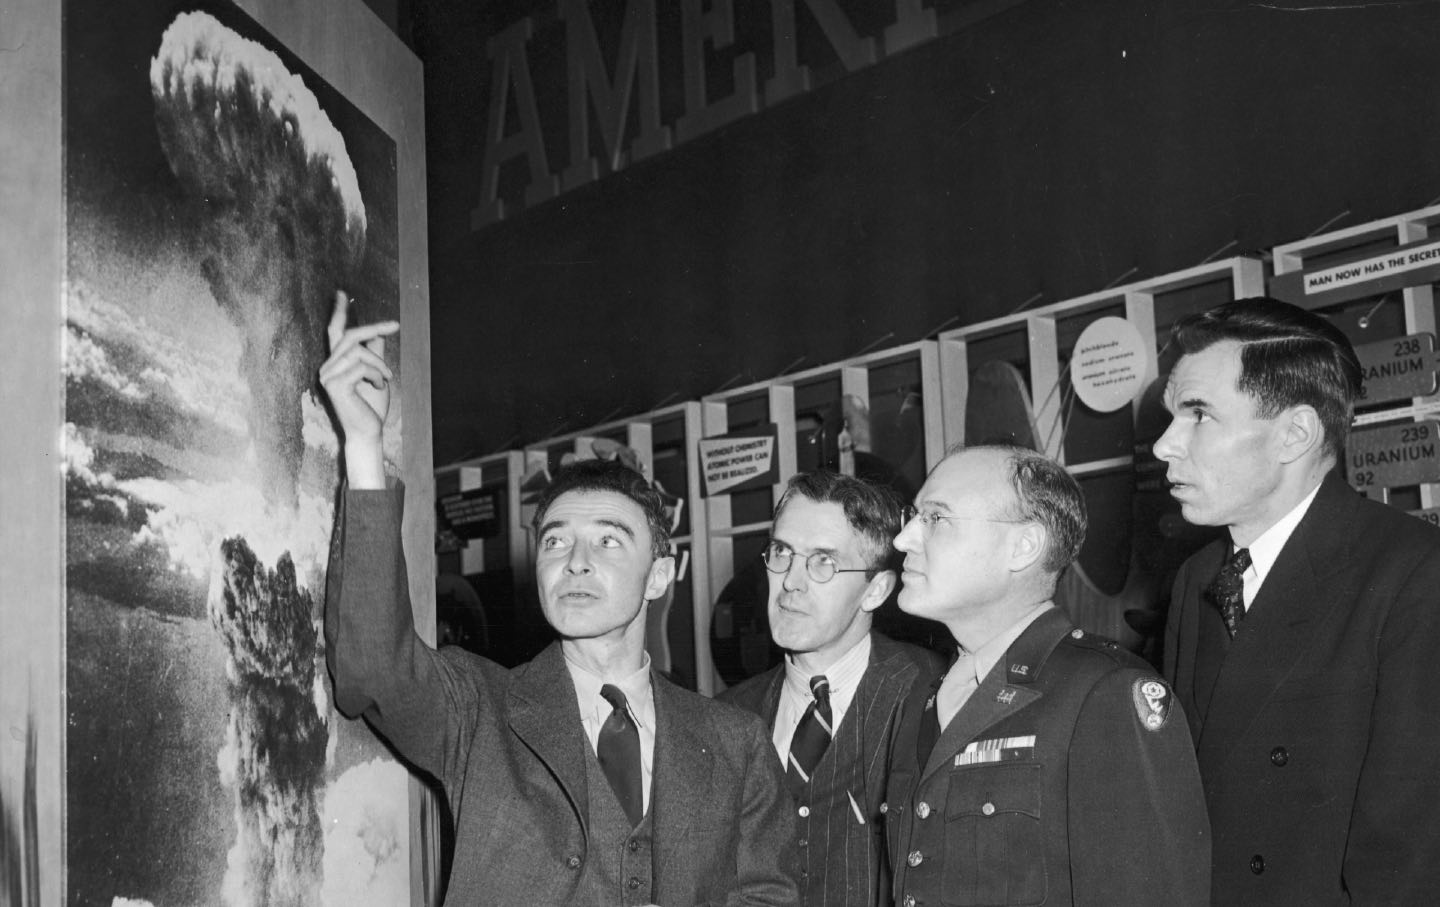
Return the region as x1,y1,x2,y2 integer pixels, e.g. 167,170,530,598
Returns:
564,651,656,735
1237,481,1322,609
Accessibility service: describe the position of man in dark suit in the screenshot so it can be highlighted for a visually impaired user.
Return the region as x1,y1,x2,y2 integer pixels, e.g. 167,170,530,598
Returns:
318,294,797,906
1157,297,1440,905
886,445,1210,907
718,471,942,907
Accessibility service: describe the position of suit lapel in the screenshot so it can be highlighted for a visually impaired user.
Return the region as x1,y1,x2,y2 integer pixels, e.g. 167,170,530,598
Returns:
1197,474,1358,771
507,643,590,829
759,668,784,727
651,675,714,884
919,610,1067,783
855,635,921,779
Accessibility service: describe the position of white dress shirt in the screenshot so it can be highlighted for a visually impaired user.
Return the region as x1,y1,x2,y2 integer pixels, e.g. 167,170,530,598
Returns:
1237,482,1322,610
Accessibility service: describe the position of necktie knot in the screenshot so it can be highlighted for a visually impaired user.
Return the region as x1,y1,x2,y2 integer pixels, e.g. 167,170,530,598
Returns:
808,675,830,703
1226,547,1252,575
600,683,628,714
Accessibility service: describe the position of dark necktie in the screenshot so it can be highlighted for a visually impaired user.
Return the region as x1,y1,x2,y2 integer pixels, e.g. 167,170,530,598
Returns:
1207,547,1252,639
787,675,832,795
597,684,644,827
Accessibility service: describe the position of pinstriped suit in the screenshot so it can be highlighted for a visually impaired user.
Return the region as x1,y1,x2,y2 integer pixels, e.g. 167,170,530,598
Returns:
720,633,943,907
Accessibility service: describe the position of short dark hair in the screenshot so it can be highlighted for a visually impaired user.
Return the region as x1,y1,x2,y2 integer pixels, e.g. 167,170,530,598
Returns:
1170,297,1362,463
952,444,1086,575
531,459,671,560
774,470,904,575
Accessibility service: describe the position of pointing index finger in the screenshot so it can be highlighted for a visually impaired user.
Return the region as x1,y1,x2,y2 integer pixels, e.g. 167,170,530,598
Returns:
328,290,352,350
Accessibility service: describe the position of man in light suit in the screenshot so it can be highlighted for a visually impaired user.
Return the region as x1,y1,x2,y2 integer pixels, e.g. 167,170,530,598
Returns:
319,294,797,906
1157,297,1440,905
885,445,1210,907
718,471,942,907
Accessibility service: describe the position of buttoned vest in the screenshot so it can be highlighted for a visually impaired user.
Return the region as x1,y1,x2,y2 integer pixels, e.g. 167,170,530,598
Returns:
576,742,656,906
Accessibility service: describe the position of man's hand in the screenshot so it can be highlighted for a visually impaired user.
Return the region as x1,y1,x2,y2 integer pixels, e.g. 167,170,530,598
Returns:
319,290,398,489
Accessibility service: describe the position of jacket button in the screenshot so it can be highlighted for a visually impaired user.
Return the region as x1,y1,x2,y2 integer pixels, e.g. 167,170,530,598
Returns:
627,838,639,852
981,802,996,816
907,850,923,867
880,801,889,814
903,895,916,907
798,838,808,848
1270,746,1289,767
627,876,642,890
565,855,581,870
798,805,810,818
1250,854,1266,874
916,801,931,819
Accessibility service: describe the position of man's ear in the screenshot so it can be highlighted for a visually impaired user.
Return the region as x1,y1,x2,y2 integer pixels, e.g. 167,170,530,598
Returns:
1278,405,1324,464
860,569,896,613
644,555,677,601
1009,522,1047,573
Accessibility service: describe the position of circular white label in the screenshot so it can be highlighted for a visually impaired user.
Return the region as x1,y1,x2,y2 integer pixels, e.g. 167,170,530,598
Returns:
1071,316,1148,413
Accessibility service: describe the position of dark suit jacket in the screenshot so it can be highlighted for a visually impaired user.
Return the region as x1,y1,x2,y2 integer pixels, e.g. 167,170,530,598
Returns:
718,633,943,907
325,487,798,906
1165,470,1440,906
887,608,1210,907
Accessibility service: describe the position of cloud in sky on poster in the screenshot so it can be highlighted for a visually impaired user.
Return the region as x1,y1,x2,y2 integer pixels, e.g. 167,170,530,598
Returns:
151,10,367,512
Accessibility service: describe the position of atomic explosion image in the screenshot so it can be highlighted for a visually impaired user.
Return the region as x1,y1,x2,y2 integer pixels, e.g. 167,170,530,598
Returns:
150,10,367,513
63,4,407,905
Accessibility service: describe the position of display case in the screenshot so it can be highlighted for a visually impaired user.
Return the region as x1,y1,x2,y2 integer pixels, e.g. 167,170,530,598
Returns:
1270,203,1440,515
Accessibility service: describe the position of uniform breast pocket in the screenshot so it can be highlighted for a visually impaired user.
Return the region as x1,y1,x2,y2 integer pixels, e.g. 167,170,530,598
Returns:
943,762,1045,907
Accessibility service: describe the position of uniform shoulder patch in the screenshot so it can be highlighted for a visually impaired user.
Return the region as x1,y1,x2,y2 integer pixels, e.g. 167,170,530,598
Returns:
1131,677,1173,732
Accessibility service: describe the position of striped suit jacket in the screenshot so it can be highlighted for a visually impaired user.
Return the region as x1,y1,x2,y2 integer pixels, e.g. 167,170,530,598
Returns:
719,632,943,907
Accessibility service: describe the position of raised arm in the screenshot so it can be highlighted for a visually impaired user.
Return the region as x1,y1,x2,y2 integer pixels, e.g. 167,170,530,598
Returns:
319,291,490,782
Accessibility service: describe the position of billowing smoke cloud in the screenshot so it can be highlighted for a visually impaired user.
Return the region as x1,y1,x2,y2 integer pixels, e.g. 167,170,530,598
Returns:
212,536,328,907
320,759,410,906
150,11,366,512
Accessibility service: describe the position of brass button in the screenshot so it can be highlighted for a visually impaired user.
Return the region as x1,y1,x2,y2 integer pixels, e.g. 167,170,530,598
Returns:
628,876,642,890
916,801,931,819
981,802,996,816
903,896,916,907
879,801,889,814
798,838,808,848
565,855,581,870
798,805,810,818
1270,746,1289,767
907,850,923,867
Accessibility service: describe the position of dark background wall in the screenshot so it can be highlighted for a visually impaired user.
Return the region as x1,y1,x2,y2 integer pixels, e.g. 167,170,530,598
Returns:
403,0,1440,464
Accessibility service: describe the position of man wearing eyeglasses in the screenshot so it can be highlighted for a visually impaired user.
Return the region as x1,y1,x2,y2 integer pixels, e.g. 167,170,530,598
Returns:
884,445,1210,907
719,471,943,907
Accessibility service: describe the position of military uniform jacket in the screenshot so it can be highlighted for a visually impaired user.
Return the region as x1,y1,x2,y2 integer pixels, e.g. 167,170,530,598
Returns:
718,633,944,907
886,608,1210,907
1165,471,1440,906
325,487,799,906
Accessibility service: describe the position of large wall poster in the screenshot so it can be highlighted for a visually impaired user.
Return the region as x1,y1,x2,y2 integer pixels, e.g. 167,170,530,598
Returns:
64,2,412,904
